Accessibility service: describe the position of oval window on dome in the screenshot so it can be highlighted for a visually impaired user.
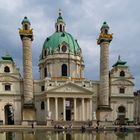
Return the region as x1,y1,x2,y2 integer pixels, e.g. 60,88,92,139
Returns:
61,45,67,52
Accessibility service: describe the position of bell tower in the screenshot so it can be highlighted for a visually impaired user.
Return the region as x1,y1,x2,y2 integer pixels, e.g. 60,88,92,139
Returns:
97,22,113,121
19,17,35,122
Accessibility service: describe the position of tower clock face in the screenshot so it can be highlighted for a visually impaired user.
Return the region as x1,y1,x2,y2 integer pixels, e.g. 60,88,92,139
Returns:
62,45,67,52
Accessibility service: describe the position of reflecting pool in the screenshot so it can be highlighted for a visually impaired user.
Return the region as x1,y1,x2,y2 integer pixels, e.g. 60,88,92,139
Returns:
0,130,140,140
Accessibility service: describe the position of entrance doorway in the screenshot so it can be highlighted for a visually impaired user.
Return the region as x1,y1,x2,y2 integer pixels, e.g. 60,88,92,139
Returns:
66,109,71,121
117,106,126,125
5,105,14,125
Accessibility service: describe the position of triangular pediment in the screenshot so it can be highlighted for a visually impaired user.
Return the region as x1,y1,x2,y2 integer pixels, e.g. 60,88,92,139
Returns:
46,81,93,95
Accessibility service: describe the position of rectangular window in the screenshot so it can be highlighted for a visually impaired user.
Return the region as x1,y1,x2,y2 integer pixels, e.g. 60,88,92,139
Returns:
5,85,11,91
120,88,125,94
44,67,47,77
41,85,45,91
41,101,45,110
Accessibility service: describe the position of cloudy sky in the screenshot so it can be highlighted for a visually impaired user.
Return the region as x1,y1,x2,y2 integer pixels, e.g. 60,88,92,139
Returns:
0,0,139,90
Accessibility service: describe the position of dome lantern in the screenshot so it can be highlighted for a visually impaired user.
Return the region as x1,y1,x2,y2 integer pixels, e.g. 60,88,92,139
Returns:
55,9,66,32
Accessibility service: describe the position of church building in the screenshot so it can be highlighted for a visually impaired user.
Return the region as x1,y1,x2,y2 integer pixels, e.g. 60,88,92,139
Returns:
0,11,134,126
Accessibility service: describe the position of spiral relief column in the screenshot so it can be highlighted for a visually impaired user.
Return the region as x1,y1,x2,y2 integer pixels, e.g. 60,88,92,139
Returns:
19,17,35,121
97,22,113,121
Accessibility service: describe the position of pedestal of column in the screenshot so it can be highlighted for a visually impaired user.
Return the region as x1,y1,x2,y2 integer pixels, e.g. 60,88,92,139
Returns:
22,106,36,124
96,110,112,122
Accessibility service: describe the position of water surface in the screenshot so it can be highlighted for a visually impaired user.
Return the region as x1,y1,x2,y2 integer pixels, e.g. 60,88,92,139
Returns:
0,130,139,140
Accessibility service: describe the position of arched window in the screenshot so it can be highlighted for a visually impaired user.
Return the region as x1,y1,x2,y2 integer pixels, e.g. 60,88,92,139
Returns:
41,101,45,110
60,24,62,32
44,67,47,78
4,66,10,73
120,71,125,77
56,25,58,32
63,26,65,31
118,106,125,113
62,64,67,76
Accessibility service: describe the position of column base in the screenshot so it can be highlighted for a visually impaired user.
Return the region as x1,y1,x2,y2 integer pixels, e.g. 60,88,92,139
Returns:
22,103,36,124
96,105,112,122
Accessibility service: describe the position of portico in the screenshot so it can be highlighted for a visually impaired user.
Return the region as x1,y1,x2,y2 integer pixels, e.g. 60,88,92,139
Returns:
43,81,94,123
46,96,93,121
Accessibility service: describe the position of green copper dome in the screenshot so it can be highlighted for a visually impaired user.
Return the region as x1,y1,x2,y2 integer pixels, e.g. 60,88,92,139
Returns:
112,55,127,67
43,32,81,54
1,53,13,61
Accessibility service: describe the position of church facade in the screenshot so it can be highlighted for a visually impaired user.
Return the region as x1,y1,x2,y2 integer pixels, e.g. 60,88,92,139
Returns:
0,11,134,125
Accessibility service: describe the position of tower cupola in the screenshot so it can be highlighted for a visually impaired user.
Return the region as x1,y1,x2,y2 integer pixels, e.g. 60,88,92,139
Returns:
21,16,31,30
19,16,33,41
55,9,66,32
97,22,113,45
112,55,127,67
101,21,109,34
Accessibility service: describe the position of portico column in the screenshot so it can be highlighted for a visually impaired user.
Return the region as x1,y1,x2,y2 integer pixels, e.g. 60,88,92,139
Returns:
63,98,66,121
89,98,92,120
55,97,58,120
47,98,50,112
82,98,85,121
47,97,51,120
74,98,77,121
86,99,89,120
